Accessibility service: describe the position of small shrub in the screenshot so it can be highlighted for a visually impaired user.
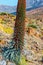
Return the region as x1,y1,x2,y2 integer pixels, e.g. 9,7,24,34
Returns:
28,24,37,29
0,12,7,15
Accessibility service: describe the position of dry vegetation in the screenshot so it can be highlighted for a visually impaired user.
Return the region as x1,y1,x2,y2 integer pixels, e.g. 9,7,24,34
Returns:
0,7,43,65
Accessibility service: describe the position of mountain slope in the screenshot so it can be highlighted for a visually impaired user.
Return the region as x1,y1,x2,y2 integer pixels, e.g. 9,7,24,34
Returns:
26,0,43,8
26,7,43,19
0,0,43,13
0,5,16,13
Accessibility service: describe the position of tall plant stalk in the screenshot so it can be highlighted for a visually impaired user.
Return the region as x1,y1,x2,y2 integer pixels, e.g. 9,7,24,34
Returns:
13,0,26,50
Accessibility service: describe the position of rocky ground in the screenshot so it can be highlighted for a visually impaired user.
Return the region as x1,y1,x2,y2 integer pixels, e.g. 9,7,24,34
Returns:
0,12,43,65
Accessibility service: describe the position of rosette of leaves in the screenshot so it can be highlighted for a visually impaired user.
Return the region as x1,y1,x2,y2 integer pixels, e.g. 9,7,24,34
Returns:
1,41,21,65
0,41,28,65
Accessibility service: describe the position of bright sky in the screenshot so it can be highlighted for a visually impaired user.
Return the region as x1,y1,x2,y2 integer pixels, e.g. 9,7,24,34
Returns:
0,0,18,6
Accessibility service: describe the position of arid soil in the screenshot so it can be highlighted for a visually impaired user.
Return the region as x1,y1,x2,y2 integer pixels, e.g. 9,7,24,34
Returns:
0,7,43,65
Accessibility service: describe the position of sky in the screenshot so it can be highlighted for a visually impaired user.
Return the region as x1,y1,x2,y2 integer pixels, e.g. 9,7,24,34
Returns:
0,0,18,6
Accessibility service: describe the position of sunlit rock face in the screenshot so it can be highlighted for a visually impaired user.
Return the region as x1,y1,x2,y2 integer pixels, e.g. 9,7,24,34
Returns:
26,0,43,8
0,60,6,65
